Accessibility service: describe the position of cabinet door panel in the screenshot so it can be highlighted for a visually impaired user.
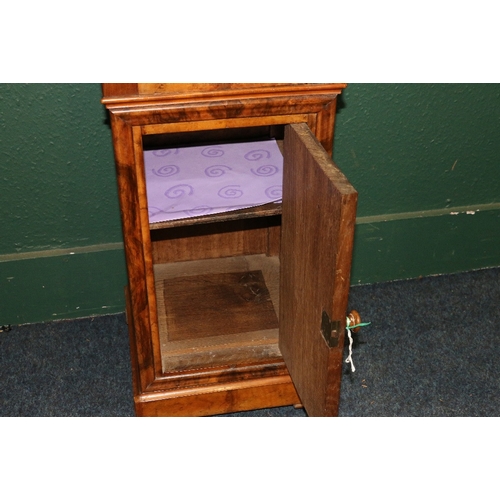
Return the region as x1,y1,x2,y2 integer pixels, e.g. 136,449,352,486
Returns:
280,123,357,417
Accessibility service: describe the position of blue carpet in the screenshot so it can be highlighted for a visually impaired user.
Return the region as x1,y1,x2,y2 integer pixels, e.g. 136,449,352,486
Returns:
1,267,499,417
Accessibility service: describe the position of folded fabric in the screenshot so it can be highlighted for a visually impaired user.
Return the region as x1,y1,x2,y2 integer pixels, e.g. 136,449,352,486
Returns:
144,139,283,223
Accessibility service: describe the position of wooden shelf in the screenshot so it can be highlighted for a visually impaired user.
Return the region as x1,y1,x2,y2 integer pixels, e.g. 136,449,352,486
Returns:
149,202,282,230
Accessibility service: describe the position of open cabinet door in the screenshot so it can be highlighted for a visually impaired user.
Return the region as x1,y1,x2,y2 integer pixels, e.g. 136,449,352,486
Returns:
280,123,358,417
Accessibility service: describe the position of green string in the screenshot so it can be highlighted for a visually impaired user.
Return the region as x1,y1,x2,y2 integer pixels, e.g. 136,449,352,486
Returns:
346,322,371,330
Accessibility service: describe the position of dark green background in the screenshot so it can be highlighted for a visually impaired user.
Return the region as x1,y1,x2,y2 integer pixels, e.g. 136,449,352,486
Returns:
1,84,499,324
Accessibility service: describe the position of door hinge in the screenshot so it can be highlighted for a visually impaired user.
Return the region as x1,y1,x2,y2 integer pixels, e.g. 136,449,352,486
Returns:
321,310,341,348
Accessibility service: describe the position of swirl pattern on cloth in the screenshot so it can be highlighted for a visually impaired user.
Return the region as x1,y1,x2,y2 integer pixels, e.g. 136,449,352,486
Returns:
144,139,283,223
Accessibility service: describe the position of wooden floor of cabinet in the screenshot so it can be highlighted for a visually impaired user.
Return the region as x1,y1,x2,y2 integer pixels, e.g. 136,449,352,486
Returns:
156,254,281,372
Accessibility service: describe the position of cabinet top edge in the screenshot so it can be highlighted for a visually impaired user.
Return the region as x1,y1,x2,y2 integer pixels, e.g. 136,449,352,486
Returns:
101,83,347,106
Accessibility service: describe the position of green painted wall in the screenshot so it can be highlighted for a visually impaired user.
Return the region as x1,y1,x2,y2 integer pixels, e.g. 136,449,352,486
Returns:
333,84,500,284
334,84,500,216
1,83,499,325
0,84,122,252
1,84,126,325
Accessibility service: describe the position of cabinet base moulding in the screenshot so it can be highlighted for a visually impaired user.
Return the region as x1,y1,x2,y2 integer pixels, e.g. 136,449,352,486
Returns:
133,376,300,417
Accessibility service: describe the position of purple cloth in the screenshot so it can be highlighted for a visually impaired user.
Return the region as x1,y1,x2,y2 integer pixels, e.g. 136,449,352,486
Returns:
144,139,283,223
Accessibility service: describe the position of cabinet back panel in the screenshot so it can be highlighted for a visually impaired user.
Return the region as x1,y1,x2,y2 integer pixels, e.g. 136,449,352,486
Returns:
151,217,281,263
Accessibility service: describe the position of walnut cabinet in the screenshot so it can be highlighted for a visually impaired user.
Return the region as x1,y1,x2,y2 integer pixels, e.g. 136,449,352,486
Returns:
101,84,358,417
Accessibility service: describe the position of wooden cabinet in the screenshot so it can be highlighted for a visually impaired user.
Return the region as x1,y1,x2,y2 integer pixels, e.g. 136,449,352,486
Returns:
101,84,358,416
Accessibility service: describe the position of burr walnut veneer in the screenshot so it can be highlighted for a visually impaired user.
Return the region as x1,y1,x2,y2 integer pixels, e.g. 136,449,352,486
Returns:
101,83,358,417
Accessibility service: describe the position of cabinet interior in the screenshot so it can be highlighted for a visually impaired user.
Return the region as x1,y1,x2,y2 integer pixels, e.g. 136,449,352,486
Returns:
143,125,287,373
